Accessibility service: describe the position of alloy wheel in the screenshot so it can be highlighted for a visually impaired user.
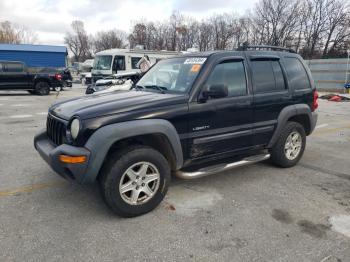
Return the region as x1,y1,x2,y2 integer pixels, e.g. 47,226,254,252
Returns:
119,162,160,205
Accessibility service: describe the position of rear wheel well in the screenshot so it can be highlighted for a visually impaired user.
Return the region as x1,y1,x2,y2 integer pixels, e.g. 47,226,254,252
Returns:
288,114,311,135
34,79,50,87
99,134,177,178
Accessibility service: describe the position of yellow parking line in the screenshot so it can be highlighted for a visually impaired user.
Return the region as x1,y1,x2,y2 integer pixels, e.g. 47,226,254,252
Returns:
313,124,350,136
0,182,65,197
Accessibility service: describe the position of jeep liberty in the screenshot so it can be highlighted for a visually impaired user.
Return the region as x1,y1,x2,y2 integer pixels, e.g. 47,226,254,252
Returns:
34,45,318,217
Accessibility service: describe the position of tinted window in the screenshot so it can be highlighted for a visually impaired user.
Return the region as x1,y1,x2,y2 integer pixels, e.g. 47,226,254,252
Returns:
131,57,142,69
0,63,3,72
113,56,125,71
251,60,285,93
206,61,247,97
284,57,310,90
5,63,23,72
271,61,286,90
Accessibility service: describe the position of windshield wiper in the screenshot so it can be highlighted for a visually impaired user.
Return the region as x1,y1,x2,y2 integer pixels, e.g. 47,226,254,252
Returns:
134,85,145,91
143,85,167,93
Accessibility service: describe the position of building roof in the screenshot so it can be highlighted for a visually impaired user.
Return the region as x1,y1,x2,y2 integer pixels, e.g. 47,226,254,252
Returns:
0,44,67,53
96,48,181,56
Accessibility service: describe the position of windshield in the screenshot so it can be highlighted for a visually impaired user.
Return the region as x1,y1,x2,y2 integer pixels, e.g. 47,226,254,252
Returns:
93,55,112,70
137,57,206,93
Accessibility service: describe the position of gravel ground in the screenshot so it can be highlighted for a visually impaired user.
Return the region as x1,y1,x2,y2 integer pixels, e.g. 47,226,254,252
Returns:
0,86,349,262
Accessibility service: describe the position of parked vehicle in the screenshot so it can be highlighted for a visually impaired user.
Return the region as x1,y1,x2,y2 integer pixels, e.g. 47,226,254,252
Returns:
85,71,141,94
0,61,63,95
34,46,318,217
80,59,94,85
91,48,181,83
61,68,73,88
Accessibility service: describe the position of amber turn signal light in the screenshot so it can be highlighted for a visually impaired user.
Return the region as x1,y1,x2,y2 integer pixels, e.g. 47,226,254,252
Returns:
59,155,87,164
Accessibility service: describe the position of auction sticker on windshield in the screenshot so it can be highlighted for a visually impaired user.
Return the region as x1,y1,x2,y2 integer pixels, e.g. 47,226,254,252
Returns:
191,64,202,72
184,58,207,64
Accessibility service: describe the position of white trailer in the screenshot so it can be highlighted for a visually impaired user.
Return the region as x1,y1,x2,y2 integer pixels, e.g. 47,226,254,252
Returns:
91,48,181,82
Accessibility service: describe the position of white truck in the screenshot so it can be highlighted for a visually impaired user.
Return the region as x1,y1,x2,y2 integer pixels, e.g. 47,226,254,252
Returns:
91,48,181,83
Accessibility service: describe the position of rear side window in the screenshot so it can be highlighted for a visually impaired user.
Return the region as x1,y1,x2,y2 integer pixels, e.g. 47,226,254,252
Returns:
251,60,286,93
5,63,23,72
206,60,247,97
284,57,310,90
131,57,142,69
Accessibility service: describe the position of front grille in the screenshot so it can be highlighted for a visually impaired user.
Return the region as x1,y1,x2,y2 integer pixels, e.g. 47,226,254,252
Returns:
46,114,66,145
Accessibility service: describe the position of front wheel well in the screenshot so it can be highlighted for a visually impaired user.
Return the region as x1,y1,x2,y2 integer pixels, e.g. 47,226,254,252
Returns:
287,114,311,135
101,133,177,175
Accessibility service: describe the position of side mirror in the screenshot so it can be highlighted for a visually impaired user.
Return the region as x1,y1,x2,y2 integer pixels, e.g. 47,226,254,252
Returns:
201,84,228,101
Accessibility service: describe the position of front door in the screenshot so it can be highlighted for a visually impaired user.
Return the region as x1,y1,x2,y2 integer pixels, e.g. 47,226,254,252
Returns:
188,58,254,159
112,56,126,74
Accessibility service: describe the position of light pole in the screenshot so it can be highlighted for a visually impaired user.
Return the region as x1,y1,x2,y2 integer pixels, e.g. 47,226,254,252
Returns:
345,49,350,94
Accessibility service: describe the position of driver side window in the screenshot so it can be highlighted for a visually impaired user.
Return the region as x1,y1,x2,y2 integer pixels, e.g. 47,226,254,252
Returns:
205,60,247,97
113,56,125,72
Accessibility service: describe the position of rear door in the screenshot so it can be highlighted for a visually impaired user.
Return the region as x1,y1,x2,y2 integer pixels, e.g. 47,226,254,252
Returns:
3,62,28,89
249,55,292,146
188,57,254,159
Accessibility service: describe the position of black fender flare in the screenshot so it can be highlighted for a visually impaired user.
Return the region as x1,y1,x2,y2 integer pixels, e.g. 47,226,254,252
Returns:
82,119,184,183
268,104,316,148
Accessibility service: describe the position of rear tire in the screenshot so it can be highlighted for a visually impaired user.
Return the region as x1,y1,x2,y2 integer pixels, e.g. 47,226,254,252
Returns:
99,145,171,217
35,82,50,95
53,86,62,92
269,121,306,168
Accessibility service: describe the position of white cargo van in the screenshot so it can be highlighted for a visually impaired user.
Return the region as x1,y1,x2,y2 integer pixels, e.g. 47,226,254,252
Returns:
91,49,181,82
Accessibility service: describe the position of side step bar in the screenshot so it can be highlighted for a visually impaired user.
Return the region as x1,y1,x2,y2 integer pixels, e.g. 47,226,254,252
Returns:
175,154,270,180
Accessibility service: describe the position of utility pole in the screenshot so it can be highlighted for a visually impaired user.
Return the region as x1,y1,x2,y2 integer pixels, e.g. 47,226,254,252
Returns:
345,49,350,94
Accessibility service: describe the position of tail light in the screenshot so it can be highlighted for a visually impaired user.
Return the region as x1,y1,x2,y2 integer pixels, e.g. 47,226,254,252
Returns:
55,73,62,81
312,90,319,111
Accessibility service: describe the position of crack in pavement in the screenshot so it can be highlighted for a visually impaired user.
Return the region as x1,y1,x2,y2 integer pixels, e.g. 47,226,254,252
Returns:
299,163,350,181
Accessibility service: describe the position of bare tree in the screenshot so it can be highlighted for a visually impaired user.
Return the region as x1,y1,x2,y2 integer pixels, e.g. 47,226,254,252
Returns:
64,20,92,62
93,29,127,52
67,0,349,59
128,22,148,49
322,0,349,57
0,21,37,44
253,0,300,46
209,13,236,50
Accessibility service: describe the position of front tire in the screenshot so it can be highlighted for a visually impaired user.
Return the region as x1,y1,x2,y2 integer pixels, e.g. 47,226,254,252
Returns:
99,146,171,217
269,121,306,168
35,82,50,95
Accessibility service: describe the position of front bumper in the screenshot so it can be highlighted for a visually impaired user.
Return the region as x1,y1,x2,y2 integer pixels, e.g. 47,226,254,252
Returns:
34,130,90,183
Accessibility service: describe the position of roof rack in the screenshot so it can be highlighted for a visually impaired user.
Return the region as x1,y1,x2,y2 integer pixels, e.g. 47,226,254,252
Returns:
237,43,296,53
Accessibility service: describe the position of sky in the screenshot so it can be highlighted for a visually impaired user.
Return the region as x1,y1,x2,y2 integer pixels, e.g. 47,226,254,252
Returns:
0,0,258,46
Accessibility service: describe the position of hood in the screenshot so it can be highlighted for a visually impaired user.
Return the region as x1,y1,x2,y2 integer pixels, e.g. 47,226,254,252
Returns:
49,90,187,120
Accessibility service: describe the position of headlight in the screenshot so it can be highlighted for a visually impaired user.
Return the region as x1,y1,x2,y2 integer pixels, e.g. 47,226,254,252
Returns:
70,118,80,140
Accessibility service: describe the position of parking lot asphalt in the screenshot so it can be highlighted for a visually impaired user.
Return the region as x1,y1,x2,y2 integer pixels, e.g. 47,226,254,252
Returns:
0,86,349,262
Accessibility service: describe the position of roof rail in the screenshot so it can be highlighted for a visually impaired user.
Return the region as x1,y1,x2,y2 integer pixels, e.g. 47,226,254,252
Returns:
237,43,296,53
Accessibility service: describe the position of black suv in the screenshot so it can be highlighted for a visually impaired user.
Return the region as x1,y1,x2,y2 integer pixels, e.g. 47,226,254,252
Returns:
0,61,63,95
34,46,318,217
